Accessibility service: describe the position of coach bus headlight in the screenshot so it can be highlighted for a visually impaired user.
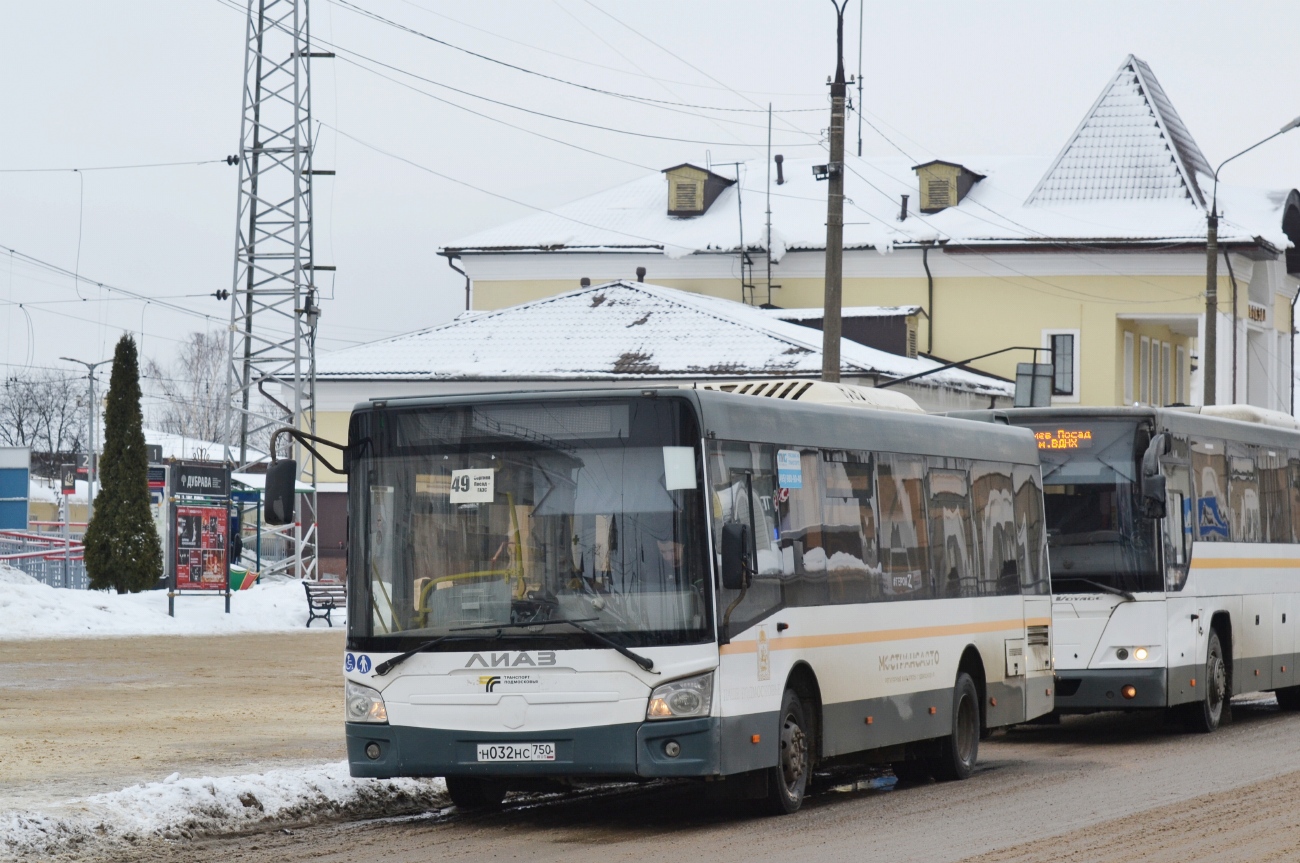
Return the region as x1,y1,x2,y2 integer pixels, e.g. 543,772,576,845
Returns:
647,672,714,720
345,680,389,724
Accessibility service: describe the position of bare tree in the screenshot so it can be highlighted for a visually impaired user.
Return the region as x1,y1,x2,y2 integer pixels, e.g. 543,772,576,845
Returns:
145,331,229,445
0,371,86,453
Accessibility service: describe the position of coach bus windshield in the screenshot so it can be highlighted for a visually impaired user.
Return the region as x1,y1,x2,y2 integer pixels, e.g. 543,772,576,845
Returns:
1029,419,1161,594
346,398,711,652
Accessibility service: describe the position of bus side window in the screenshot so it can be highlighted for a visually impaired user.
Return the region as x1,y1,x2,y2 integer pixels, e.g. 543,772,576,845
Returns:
1013,465,1049,596
928,459,978,599
1227,444,1261,543
773,448,826,607
1191,439,1229,542
1257,447,1292,543
972,462,1018,596
821,451,881,605
877,453,930,600
1162,462,1191,590
708,441,783,637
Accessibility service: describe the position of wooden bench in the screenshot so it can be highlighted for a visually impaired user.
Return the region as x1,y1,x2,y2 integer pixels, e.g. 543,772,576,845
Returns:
304,581,347,628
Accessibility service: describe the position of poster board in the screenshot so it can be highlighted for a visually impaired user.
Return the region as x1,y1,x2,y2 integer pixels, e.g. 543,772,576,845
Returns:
174,504,228,591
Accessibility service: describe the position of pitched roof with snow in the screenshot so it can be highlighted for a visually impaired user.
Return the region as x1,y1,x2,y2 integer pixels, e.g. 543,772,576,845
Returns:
1027,55,1212,206
443,56,1295,258
316,281,1010,395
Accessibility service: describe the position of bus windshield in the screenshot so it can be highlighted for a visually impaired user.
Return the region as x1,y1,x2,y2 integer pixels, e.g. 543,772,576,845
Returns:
346,398,711,652
1028,419,1161,594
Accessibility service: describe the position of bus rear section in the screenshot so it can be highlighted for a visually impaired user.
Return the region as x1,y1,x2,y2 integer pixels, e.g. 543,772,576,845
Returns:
341,388,1052,812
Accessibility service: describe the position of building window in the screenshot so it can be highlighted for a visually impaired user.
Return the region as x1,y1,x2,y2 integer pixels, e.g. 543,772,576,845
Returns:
1161,343,1171,406
1124,333,1135,404
1176,345,1186,404
1043,330,1079,400
1140,336,1150,404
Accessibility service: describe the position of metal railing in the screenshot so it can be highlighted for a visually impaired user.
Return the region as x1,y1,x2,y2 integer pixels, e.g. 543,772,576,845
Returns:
0,529,87,589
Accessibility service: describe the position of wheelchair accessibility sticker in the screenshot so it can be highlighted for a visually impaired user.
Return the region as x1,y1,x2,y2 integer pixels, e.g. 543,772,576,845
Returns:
344,653,356,672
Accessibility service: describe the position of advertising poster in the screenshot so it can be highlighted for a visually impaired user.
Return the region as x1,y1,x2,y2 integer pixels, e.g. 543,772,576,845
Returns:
175,504,228,591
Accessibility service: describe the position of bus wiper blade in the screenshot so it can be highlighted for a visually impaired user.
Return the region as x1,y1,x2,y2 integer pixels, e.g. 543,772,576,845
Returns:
1061,578,1136,602
452,617,659,673
373,632,484,676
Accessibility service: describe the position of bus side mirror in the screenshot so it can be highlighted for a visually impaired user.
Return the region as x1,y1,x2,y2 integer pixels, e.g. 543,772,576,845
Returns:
1140,433,1170,519
720,523,752,591
265,459,297,525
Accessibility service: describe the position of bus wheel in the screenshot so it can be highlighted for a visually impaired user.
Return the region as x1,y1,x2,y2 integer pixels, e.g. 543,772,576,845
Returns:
445,776,506,810
929,672,980,781
1185,629,1227,733
764,688,811,815
1275,687,1300,711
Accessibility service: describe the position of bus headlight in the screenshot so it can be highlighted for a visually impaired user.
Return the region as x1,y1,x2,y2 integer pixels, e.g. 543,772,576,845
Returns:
345,680,389,724
647,672,714,720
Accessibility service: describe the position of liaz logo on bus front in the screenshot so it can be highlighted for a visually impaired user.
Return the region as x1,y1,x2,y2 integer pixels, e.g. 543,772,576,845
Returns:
464,652,558,668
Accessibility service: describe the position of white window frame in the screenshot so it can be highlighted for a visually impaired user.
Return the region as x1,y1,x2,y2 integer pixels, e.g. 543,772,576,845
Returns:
1176,344,1186,404
1139,336,1151,405
1042,328,1081,404
1160,342,1171,406
1123,332,1135,405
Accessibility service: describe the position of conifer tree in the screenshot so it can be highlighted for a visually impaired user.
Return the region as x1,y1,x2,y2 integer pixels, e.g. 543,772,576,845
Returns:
84,335,162,592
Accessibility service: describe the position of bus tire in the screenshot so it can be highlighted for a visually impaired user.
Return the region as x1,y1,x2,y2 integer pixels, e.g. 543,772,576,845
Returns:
1275,686,1300,711
445,776,506,810
929,672,980,781
1184,629,1228,734
763,688,812,815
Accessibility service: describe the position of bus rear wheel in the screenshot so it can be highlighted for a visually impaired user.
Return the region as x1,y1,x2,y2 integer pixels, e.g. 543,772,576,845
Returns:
929,672,980,781
1184,629,1227,734
445,776,507,810
763,688,812,815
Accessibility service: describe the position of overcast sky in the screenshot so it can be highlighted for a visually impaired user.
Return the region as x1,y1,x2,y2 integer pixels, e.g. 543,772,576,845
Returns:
2,0,1298,378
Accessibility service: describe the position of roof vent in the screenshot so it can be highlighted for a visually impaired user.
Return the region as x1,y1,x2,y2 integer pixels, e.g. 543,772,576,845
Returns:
662,163,736,218
912,160,985,213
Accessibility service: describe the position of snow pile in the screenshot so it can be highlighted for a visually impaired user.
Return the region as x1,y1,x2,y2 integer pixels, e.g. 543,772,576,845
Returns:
0,762,446,860
0,574,345,640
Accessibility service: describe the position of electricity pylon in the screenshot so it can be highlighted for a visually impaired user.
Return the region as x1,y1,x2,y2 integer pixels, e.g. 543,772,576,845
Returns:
223,0,332,580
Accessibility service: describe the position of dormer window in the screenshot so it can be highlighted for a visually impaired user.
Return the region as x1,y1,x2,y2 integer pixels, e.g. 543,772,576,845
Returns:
662,164,736,218
911,160,985,213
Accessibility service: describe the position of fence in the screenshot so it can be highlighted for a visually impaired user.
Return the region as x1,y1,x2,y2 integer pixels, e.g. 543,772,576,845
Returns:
0,528,87,589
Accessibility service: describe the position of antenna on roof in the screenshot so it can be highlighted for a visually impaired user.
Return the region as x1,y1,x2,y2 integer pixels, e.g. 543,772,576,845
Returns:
715,161,755,305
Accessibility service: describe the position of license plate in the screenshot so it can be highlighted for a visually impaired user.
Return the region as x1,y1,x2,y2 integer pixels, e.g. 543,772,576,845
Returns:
476,742,556,762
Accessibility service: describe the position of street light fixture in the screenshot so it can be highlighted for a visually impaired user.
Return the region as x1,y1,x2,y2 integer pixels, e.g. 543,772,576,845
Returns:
60,357,111,523
1202,115,1300,406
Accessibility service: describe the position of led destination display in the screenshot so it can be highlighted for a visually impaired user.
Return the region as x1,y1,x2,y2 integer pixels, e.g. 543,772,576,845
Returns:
1034,428,1095,450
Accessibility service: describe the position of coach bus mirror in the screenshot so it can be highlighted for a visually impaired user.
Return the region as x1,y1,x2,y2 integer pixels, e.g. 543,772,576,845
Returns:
721,523,752,590
265,459,298,525
1141,473,1167,520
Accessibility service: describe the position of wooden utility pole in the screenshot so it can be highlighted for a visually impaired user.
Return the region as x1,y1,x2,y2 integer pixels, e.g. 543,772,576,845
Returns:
821,1,849,383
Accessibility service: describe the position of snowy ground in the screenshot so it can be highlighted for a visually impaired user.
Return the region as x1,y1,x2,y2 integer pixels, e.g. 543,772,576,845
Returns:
0,565,344,640
0,762,446,861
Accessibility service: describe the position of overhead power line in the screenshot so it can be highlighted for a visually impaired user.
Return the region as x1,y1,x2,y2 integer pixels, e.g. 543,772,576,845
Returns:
0,158,232,174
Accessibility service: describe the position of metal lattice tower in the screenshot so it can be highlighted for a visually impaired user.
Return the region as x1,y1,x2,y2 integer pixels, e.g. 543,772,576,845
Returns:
224,0,328,580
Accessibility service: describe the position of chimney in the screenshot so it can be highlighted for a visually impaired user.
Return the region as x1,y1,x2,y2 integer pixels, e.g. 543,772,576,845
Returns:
580,277,591,287
898,194,909,222
636,266,646,283
774,154,785,185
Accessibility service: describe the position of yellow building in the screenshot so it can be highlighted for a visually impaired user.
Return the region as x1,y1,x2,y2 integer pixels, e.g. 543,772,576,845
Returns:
442,55,1300,413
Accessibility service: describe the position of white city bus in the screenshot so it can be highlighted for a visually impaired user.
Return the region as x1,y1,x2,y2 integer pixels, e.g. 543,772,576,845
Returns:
955,405,1300,731
271,384,1052,813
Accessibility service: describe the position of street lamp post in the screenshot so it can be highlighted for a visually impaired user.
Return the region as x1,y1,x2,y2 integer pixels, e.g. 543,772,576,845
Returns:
1203,116,1300,406
61,357,110,524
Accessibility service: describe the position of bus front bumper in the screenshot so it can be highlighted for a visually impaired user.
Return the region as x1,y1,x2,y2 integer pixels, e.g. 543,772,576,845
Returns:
1052,668,1168,711
346,717,720,779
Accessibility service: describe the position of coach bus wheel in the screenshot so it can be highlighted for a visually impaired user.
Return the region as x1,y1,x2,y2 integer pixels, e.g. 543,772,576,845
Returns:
929,672,980,781
764,688,811,815
1186,630,1227,733
1274,686,1300,711
445,776,507,810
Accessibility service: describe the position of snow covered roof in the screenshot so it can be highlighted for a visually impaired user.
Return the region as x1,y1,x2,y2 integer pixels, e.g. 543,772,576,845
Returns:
444,56,1296,258
316,281,1010,396
1027,55,1212,206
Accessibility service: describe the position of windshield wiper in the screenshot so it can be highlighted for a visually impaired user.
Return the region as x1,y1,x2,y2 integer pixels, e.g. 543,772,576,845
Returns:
543,617,658,673
373,632,486,676
1056,578,1136,602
